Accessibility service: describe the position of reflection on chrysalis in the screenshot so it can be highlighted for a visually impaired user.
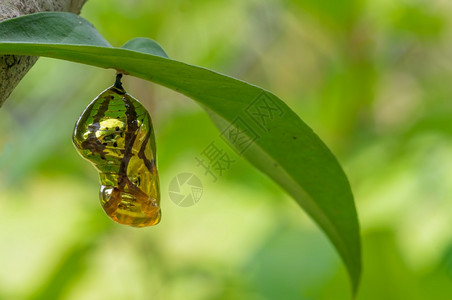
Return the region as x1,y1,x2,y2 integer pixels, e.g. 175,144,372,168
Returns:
72,74,161,227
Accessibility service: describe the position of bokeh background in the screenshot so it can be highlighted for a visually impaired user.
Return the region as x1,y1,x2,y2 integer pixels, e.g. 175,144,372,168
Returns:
1,0,452,299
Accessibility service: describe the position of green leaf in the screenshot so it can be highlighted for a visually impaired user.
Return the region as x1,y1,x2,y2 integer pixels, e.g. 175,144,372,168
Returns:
121,37,169,58
0,12,361,294
0,11,110,47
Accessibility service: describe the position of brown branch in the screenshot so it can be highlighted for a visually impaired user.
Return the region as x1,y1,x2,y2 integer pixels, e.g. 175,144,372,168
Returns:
0,0,88,106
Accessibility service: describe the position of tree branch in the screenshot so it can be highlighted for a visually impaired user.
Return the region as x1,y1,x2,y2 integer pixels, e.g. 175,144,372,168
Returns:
0,0,88,106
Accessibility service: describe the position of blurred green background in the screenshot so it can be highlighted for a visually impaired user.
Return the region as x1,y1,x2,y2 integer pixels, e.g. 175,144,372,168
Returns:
1,0,452,299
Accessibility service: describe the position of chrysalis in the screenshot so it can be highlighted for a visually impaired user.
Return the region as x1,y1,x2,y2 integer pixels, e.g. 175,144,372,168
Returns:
72,74,161,227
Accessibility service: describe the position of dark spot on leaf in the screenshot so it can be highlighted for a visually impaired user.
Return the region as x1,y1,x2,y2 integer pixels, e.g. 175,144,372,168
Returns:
115,126,120,131
113,142,118,147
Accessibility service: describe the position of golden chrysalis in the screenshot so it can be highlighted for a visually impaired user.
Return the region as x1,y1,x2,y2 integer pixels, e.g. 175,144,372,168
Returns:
72,74,161,227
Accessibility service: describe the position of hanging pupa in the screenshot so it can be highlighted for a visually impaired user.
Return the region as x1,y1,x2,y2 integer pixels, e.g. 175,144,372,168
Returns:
72,74,161,227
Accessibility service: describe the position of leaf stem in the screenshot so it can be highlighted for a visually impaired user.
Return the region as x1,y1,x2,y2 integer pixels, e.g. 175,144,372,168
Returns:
114,73,124,90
